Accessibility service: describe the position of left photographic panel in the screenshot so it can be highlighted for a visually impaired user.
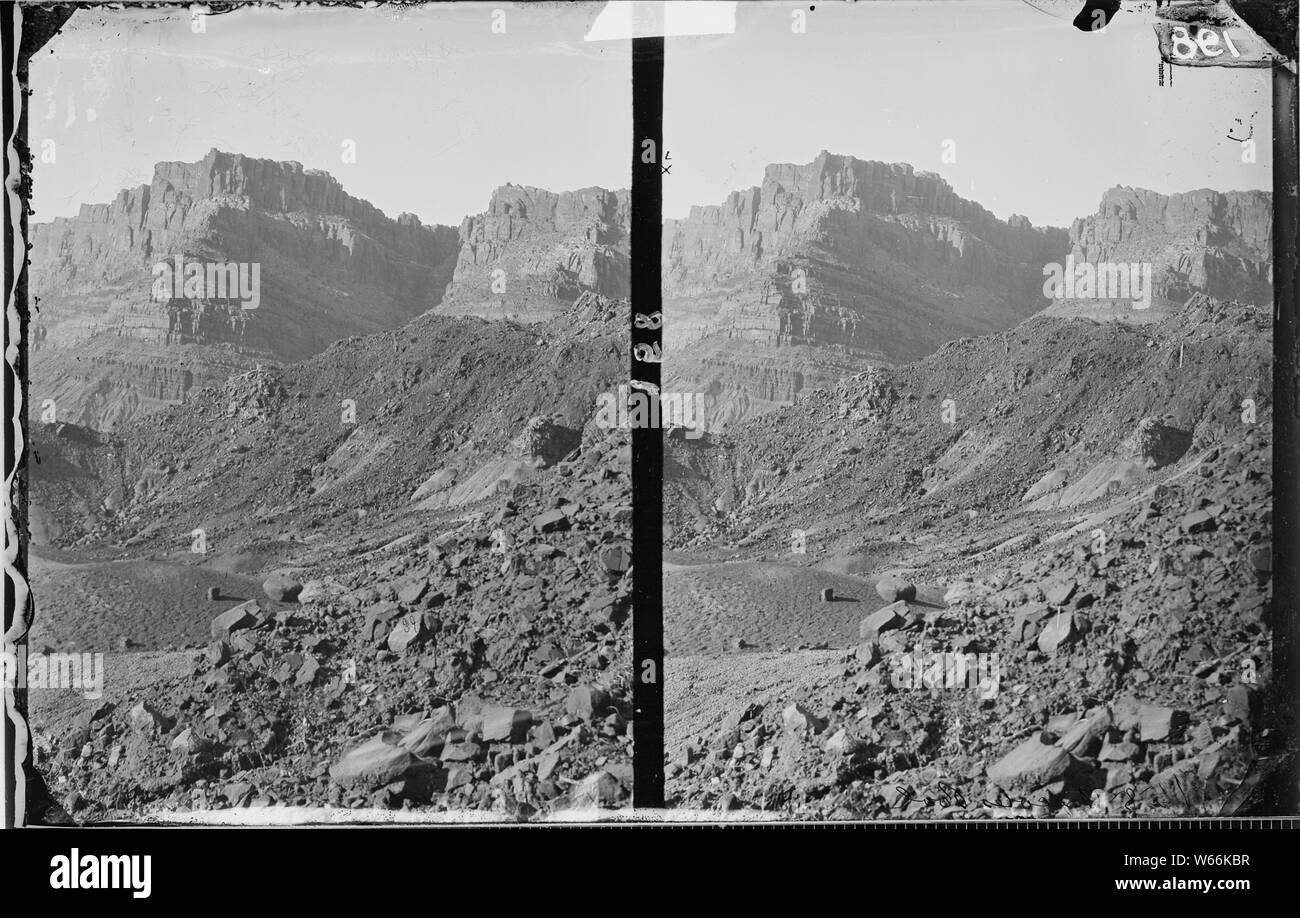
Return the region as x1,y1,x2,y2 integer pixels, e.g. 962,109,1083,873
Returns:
18,2,632,824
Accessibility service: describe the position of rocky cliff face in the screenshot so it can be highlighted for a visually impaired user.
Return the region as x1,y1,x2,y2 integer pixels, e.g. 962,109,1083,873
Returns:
436,184,629,322
666,153,1066,315
663,151,1069,430
665,152,1273,432
29,149,461,430
1046,186,1272,319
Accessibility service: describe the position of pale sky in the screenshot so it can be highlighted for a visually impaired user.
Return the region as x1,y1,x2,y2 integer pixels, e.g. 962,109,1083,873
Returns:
30,2,630,227
28,1,1275,231
665,1,1273,227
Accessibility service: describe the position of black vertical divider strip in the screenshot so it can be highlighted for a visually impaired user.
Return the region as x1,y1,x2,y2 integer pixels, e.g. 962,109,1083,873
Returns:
631,35,664,809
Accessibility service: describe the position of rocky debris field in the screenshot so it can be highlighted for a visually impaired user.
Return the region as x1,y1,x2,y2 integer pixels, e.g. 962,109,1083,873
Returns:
32,424,632,821
31,293,628,556
26,297,634,822
665,295,1275,817
669,426,1271,818
666,294,1269,552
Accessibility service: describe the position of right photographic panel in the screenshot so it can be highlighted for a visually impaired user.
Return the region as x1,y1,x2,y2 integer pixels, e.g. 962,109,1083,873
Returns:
662,1,1278,819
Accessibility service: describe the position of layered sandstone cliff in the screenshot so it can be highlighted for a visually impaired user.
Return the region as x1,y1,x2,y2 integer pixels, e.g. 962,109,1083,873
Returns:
664,152,1273,431
1046,185,1272,318
663,151,1070,429
436,184,629,322
664,151,1069,353
30,149,461,429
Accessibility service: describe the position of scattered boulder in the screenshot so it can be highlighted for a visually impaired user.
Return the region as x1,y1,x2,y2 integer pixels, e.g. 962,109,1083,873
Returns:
856,640,882,667
533,509,569,533
361,602,404,646
294,655,321,686
129,701,174,735
859,601,907,640
1124,417,1192,469
1043,578,1077,606
1180,510,1216,534
391,761,448,803
386,612,428,654
571,769,626,808
782,702,826,737
1010,603,1050,644
440,741,484,763
445,765,474,791
211,601,259,640
398,708,456,756
299,578,346,604
1113,696,1183,742
262,571,303,603
1037,612,1077,655
396,579,429,605
72,702,114,733
988,735,1071,789
1099,740,1140,762
329,732,417,787
824,728,860,756
170,728,199,754
565,685,612,721
206,641,231,667
599,546,632,577
875,577,916,603
481,706,532,743
1057,707,1111,756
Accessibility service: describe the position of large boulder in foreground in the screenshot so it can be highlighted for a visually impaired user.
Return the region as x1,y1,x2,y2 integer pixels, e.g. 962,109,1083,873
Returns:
211,600,259,640
1122,417,1192,470
988,736,1072,790
875,576,916,603
262,571,303,602
859,601,907,640
329,732,417,787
